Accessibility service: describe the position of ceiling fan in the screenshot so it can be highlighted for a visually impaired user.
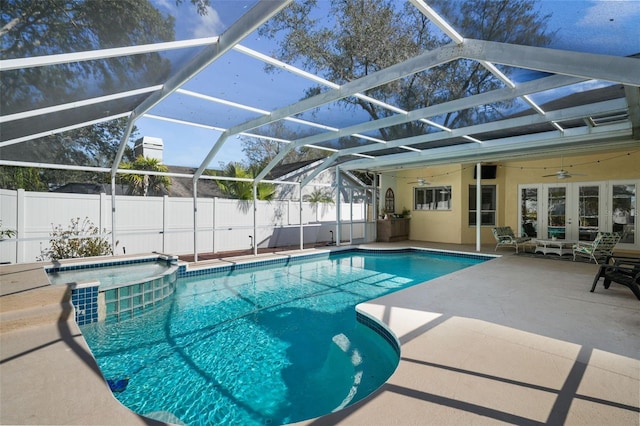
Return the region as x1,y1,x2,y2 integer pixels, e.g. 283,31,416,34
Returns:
542,157,587,180
408,178,430,186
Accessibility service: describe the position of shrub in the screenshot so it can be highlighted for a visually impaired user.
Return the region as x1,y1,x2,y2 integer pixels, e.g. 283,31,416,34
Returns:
0,221,16,240
38,217,114,261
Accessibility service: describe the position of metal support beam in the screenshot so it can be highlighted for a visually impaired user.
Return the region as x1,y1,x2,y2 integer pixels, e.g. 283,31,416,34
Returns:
253,183,258,256
193,180,198,262
335,166,341,247
476,163,482,252
299,184,304,250
337,98,629,162
624,86,640,139
462,39,640,87
278,74,584,155
0,37,219,71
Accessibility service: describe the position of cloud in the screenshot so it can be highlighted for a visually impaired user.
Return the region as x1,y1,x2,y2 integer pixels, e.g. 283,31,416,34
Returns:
578,0,640,27
192,6,226,38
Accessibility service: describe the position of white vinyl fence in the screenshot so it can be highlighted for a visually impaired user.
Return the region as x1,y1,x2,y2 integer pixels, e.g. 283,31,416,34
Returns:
0,189,373,264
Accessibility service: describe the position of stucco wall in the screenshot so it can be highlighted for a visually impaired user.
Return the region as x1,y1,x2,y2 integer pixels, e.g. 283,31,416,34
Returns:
388,149,640,246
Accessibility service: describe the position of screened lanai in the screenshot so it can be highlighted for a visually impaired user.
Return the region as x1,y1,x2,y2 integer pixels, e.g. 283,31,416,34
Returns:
1,0,639,261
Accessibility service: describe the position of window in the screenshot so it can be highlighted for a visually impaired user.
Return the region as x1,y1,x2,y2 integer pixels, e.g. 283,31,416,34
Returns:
384,188,395,213
469,185,496,225
414,186,451,210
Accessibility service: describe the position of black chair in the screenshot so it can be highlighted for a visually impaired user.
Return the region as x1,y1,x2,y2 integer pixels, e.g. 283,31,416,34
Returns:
591,256,640,300
522,222,537,238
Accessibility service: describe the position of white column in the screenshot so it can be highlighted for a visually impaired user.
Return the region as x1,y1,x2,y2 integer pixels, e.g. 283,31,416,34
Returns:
193,180,198,262
476,163,482,252
110,175,117,255
16,189,25,263
253,183,258,256
299,184,303,250
335,167,341,246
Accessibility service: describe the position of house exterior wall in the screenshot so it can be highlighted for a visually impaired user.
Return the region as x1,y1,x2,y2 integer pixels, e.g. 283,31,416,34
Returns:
391,149,640,248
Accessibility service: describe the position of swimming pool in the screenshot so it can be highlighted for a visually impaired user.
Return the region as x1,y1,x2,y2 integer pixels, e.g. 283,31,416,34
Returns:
80,249,489,425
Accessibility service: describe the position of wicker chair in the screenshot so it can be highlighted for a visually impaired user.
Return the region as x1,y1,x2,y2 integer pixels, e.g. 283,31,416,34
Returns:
492,226,531,253
572,232,620,264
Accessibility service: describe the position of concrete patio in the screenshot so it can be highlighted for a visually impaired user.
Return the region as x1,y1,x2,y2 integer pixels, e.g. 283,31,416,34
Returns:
1,242,638,425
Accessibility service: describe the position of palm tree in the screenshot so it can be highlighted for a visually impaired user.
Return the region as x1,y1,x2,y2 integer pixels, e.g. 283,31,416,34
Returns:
119,156,171,196
215,162,276,201
303,188,334,204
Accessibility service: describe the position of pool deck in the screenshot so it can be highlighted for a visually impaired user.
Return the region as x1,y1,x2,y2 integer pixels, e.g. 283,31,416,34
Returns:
1,242,639,425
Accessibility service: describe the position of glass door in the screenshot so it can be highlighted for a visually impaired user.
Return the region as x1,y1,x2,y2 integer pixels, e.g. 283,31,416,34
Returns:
574,184,602,242
545,185,567,239
612,183,636,245
520,186,539,238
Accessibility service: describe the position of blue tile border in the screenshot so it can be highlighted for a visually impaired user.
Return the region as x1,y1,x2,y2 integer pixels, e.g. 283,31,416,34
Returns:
179,247,492,278
356,311,400,356
71,284,99,326
46,256,174,274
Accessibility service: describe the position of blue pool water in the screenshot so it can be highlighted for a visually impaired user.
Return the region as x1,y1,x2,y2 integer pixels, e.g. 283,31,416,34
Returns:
80,249,488,425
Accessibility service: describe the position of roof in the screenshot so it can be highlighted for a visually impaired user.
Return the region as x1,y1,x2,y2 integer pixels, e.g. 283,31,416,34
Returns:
1,1,639,187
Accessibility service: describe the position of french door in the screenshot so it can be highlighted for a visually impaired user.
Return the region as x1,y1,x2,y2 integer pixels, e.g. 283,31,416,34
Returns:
519,181,637,246
540,183,605,241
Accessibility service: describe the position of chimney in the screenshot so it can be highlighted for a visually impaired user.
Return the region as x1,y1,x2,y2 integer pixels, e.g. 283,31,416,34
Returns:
133,136,164,163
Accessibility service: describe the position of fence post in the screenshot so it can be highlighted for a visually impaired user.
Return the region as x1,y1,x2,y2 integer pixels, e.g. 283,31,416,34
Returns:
163,195,169,253
212,197,217,254
16,189,25,263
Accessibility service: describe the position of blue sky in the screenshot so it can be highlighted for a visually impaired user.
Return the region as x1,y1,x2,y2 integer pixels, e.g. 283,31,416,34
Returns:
135,0,640,169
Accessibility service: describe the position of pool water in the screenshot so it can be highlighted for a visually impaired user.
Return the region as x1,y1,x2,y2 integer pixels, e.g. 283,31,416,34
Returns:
80,250,487,425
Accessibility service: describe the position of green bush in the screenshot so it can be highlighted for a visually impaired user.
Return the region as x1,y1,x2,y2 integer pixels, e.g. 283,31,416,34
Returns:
0,221,16,240
38,217,114,261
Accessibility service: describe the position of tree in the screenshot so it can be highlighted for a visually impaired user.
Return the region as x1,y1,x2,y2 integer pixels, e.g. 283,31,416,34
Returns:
1,0,175,114
258,0,554,141
0,118,138,189
2,0,169,188
215,162,276,201
119,157,171,196
0,166,47,191
241,122,326,170
303,188,334,204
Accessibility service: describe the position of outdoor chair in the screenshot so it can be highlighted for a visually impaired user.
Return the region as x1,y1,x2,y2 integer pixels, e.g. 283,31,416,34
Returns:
492,226,532,253
591,256,640,300
572,232,620,264
522,222,537,238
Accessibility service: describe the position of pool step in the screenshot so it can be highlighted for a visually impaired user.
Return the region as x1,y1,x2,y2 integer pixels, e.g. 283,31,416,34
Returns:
0,284,74,334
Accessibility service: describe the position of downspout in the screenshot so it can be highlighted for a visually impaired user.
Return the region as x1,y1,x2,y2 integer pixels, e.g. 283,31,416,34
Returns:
476,163,482,252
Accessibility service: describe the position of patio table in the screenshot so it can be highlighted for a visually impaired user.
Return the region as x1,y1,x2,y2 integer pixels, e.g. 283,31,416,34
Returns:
535,239,576,256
